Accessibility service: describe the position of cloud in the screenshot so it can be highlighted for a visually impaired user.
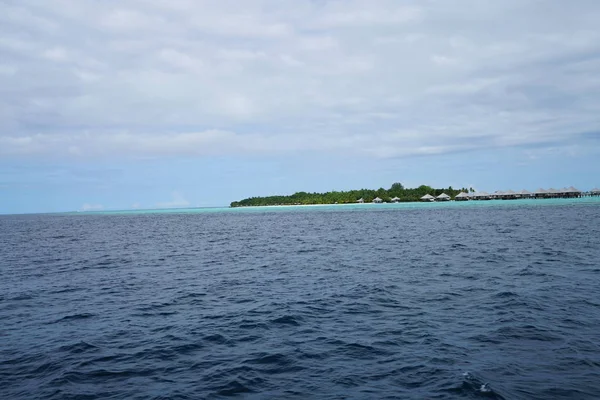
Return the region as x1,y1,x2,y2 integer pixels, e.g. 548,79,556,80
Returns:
80,203,104,211
0,64,18,75
1,0,600,161
156,192,190,208
42,47,68,62
431,55,459,66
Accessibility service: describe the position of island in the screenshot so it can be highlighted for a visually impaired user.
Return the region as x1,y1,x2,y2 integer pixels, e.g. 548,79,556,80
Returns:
230,183,472,207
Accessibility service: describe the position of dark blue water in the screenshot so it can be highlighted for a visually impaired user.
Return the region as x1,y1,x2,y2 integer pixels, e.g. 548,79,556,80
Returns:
1,204,600,399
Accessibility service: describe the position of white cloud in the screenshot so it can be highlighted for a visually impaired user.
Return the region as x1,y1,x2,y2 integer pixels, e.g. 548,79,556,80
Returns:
0,64,18,75
1,0,600,160
159,48,204,71
156,192,190,208
80,203,104,211
431,55,459,66
42,47,68,62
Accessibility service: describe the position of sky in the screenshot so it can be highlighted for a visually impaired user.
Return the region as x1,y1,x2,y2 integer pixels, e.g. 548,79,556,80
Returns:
1,0,600,214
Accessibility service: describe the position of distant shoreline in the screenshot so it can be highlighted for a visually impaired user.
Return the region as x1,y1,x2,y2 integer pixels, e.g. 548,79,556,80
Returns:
229,184,596,208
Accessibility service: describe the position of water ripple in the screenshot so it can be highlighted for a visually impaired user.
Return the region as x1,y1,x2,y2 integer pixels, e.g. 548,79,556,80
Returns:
1,204,600,399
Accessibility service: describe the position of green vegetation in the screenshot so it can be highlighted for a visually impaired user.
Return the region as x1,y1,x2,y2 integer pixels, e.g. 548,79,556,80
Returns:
230,183,471,207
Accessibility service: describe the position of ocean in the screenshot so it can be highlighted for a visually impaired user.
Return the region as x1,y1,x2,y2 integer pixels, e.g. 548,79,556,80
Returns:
1,198,600,399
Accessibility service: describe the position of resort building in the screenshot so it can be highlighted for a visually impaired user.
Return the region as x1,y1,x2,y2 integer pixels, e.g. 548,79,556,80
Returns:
436,193,451,201
466,187,585,200
420,194,435,202
471,191,491,200
517,189,533,199
565,187,583,198
455,192,470,201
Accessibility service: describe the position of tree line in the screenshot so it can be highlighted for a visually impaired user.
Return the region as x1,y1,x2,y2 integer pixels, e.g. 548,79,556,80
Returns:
230,183,473,207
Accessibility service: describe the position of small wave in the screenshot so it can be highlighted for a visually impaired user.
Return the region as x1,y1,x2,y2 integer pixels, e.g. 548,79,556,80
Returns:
131,311,178,317
203,334,231,345
237,335,261,343
54,368,157,385
136,301,176,312
176,292,207,301
515,267,549,277
212,380,253,396
243,352,303,374
10,294,34,301
171,342,204,355
271,315,302,326
53,313,96,323
30,360,63,375
132,347,177,362
494,324,563,342
238,320,269,330
245,353,289,365
492,291,518,298
77,354,130,368
447,372,506,399
58,341,99,354
49,287,82,294
337,342,390,359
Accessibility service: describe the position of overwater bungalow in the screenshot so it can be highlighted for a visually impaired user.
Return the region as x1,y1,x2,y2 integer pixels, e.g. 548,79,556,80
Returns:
437,193,451,201
504,189,518,200
373,197,383,203
566,186,582,198
547,188,561,198
391,197,400,203
472,191,491,200
517,189,533,199
420,194,435,202
590,188,600,197
357,198,365,203
442,186,587,201
455,192,470,201
492,191,505,200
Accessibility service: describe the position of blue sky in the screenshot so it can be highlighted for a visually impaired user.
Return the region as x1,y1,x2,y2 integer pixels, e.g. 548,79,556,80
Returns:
1,0,600,214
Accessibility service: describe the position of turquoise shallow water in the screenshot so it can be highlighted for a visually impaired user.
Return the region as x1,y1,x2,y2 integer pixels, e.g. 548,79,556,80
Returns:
71,197,600,216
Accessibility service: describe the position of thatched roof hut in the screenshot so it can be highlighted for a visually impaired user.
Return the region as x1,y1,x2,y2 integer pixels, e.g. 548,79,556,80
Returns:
437,193,451,201
517,189,533,197
391,197,400,203
357,198,364,203
455,192,470,201
563,186,583,198
373,197,383,203
547,188,560,197
420,194,435,202
472,191,491,200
